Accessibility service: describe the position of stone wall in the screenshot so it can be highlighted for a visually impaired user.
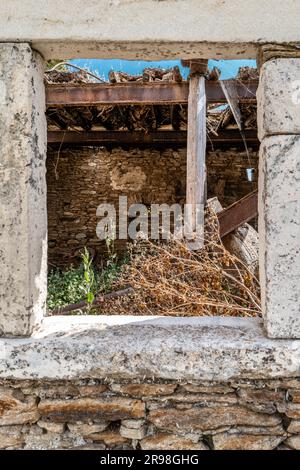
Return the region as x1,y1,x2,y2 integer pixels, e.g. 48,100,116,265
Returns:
0,377,299,450
47,146,258,267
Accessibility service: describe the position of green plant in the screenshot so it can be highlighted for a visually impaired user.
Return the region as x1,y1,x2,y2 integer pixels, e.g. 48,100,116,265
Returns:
47,266,87,311
80,247,96,309
47,245,130,313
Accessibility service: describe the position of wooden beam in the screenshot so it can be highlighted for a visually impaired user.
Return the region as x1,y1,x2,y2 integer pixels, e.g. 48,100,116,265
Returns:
186,72,207,249
218,190,258,238
47,129,258,146
46,80,258,107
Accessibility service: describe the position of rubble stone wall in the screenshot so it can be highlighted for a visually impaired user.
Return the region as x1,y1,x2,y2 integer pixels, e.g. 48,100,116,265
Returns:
47,146,258,267
0,377,299,450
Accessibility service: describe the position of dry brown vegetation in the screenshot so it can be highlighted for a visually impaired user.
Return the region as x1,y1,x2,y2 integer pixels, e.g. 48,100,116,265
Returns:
106,210,261,317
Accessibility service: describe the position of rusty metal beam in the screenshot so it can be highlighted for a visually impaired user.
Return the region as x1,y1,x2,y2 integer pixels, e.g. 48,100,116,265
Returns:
47,129,258,146
46,80,258,107
218,190,258,238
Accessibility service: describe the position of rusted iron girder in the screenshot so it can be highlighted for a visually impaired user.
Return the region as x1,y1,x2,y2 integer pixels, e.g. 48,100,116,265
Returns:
46,81,258,107
218,190,258,238
47,129,258,146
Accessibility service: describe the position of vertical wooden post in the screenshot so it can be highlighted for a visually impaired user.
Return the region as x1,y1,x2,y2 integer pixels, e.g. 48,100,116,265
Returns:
185,60,208,249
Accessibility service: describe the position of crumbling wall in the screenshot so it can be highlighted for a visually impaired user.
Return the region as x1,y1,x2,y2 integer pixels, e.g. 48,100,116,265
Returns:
47,146,258,267
0,377,299,450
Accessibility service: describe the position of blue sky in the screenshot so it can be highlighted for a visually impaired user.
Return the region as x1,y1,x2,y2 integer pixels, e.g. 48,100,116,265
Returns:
70,59,257,81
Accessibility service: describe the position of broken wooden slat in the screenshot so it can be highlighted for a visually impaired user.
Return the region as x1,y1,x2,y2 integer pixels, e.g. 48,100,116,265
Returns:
46,80,258,107
218,190,258,238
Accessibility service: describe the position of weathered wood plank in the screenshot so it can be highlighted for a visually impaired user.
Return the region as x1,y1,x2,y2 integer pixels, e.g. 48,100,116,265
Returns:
186,74,207,249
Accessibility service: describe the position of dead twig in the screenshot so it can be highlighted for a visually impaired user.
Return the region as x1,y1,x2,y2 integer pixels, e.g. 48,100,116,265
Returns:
50,287,134,315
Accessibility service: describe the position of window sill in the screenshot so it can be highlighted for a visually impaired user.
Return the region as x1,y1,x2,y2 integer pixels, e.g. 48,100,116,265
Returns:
0,316,300,381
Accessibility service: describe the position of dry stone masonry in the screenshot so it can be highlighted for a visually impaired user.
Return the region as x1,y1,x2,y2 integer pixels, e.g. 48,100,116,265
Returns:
47,146,258,267
0,378,300,450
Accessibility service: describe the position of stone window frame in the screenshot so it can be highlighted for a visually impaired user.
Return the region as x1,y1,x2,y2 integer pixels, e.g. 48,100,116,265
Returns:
1,4,300,382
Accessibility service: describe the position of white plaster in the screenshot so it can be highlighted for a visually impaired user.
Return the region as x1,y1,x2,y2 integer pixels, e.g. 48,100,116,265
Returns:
0,1,300,59
0,316,300,381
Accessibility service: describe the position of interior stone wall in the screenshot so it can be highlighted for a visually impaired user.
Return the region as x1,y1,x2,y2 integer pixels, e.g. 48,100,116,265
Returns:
0,377,299,450
47,146,258,268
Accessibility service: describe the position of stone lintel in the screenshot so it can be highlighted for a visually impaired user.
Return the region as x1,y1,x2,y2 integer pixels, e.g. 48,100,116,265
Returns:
2,2,300,60
0,316,299,381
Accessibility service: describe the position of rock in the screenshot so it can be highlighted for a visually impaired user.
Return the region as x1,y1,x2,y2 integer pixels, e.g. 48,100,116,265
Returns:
288,391,300,403
181,383,234,394
0,388,39,425
287,420,300,434
36,384,80,399
68,422,109,436
141,433,208,450
237,388,285,414
176,404,194,410
233,425,285,436
120,425,146,440
284,436,300,450
37,420,65,433
24,431,85,450
121,419,145,429
277,403,300,418
38,397,145,422
110,383,176,397
110,166,147,192
78,385,108,397
237,388,284,403
73,443,106,450
266,379,300,390
149,406,281,433
277,444,292,450
282,379,300,389
152,393,237,405
0,425,24,449
88,431,129,447
212,432,283,450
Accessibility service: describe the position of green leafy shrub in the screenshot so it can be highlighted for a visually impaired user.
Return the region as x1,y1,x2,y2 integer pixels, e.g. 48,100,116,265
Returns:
47,247,128,312
47,265,94,311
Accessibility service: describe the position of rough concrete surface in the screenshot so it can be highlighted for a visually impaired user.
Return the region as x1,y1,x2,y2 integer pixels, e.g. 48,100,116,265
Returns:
0,44,47,337
0,316,300,381
258,59,300,140
259,135,300,338
1,1,300,59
